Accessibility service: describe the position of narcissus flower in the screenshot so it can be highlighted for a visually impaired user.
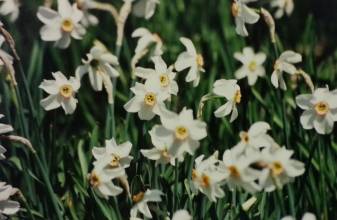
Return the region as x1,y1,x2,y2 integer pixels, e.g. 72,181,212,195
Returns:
231,0,260,37
124,82,168,120
135,56,178,97
39,71,80,114
92,138,133,171
76,42,119,103
132,0,159,19
141,125,176,166
0,0,20,21
259,147,305,192
151,108,207,160
271,50,302,90
172,210,192,220
234,47,266,85
191,152,226,202
175,37,205,87
88,167,125,199
0,114,13,160
296,88,337,134
281,212,316,220
233,121,276,155
0,182,19,219
37,0,86,49
213,79,241,122
132,27,163,56
130,189,163,219
219,149,261,193
271,0,294,19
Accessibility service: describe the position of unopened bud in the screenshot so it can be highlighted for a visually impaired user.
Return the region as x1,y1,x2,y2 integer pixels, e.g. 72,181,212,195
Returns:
260,8,276,43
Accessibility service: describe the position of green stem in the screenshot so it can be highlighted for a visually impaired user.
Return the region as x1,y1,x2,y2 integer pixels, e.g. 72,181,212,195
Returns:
174,159,179,211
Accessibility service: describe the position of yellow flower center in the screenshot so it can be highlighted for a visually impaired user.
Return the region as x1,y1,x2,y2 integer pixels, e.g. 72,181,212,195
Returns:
159,74,170,87
109,155,120,168
271,161,284,176
61,19,74,33
192,169,198,180
228,165,240,178
240,131,249,143
132,191,145,203
231,2,240,17
201,175,211,188
89,171,101,187
175,126,189,141
144,92,156,106
314,101,329,116
59,84,73,98
248,61,257,72
196,54,204,68
234,90,242,104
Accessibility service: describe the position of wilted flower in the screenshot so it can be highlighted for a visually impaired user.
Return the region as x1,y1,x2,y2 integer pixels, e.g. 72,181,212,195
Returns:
233,121,276,155
135,56,178,97
130,189,163,219
150,108,207,160
219,149,261,193
0,114,13,159
132,27,163,57
89,167,125,199
76,42,119,103
172,210,192,220
123,82,168,120
271,50,302,90
296,88,337,134
231,0,260,37
234,47,266,85
0,182,20,219
175,37,205,87
92,138,133,171
132,0,159,19
191,151,226,202
0,0,20,22
0,35,13,66
271,0,294,19
37,0,86,49
281,212,316,220
213,79,241,122
141,126,175,166
39,71,81,115
259,147,305,192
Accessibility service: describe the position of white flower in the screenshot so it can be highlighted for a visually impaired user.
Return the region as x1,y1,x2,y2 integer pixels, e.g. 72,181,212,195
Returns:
132,0,159,19
132,27,163,56
281,212,316,220
172,210,192,220
271,50,302,90
39,71,81,115
219,149,261,193
175,37,205,87
124,81,168,120
271,0,294,19
88,167,125,199
76,42,119,103
135,56,178,97
259,147,305,192
92,138,133,171
231,0,260,37
151,108,207,160
141,125,176,166
0,182,20,219
0,0,20,22
78,0,98,27
191,152,226,202
37,0,86,49
212,79,241,122
234,47,266,85
130,189,163,219
233,121,276,155
296,88,337,134
0,114,13,160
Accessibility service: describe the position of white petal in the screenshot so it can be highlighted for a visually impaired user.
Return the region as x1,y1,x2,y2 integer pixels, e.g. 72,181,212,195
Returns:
296,94,313,110
61,97,77,114
37,7,60,25
179,37,197,56
40,95,61,111
58,0,73,18
214,102,233,118
40,26,62,41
